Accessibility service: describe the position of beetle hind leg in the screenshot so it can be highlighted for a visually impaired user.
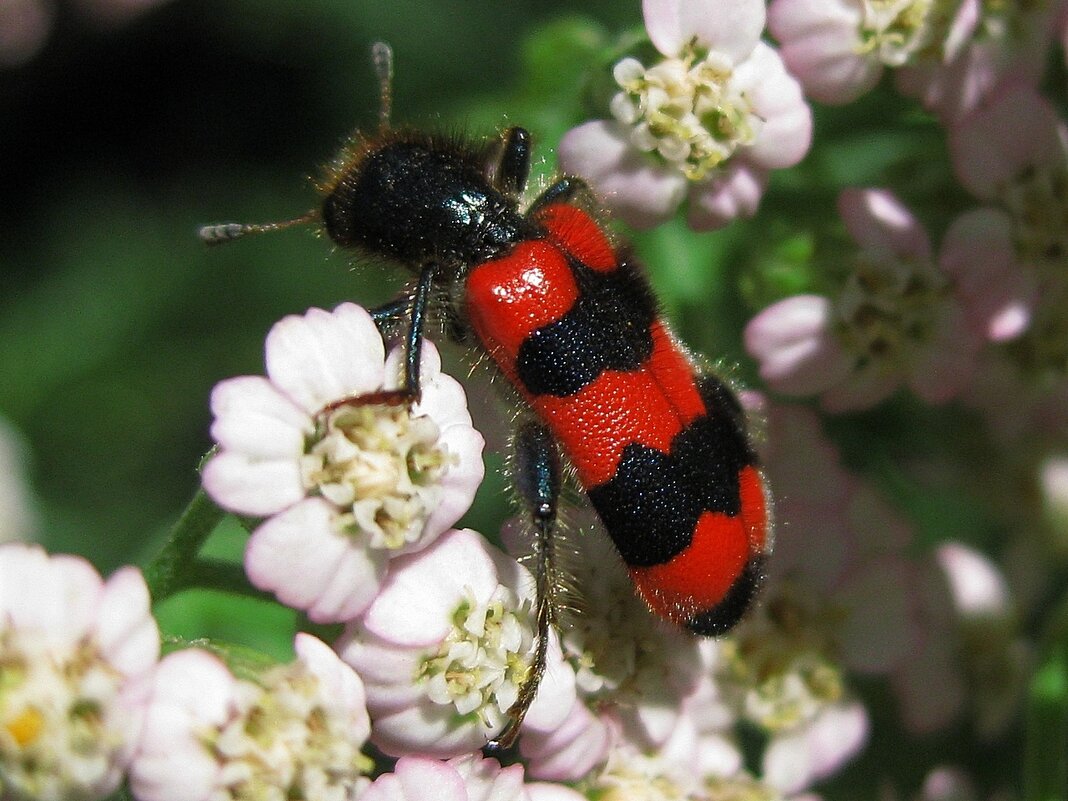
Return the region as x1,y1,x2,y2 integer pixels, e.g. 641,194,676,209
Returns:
486,420,563,752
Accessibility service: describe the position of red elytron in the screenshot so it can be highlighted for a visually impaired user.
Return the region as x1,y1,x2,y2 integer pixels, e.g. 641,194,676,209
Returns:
465,200,770,633
200,43,771,748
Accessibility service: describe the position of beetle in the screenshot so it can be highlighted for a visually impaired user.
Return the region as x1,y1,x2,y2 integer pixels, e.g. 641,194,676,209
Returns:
200,42,771,748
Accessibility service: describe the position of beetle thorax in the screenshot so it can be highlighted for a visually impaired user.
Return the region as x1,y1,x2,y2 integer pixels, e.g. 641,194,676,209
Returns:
322,138,529,270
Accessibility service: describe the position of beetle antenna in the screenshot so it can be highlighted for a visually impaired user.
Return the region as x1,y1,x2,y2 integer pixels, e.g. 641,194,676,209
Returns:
197,210,319,246
371,41,394,131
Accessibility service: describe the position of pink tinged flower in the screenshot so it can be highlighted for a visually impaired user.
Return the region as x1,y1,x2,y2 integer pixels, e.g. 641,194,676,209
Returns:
950,84,1068,349
202,303,485,623
336,528,576,757
129,634,371,801
950,82,1066,202
361,754,538,801
744,295,854,396
520,698,613,781
940,208,1034,341
511,512,703,755
768,0,884,104
747,189,981,411
935,542,1011,620
558,0,811,230
895,1,1055,124
892,543,1029,738
0,544,160,801
762,701,868,795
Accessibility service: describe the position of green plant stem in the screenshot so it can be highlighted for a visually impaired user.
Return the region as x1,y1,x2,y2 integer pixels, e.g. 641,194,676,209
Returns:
143,488,225,603
1024,596,1068,801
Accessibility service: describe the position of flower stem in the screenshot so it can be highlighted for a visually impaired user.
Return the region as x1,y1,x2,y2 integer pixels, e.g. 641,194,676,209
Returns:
144,488,225,603
1024,595,1068,801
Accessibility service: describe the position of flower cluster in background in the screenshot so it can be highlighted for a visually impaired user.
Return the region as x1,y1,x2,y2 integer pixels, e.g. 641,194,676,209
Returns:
2,0,1068,799
558,0,812,230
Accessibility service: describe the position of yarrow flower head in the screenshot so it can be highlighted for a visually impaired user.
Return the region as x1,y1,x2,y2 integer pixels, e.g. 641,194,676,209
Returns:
129,633,371,801
891,541,1031,738
745,188,985,411
0,544,160,801
951,82,1068,378
712,400,949,792
202,303,485,623
337,528,576,757
770,0,1055,121
559,0,812,230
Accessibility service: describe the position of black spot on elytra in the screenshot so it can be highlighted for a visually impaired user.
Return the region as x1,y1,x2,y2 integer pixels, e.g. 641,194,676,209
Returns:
587,380,756,568
515,256,657,397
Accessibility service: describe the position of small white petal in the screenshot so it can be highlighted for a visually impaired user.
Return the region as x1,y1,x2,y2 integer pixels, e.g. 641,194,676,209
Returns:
734,43,813,169
95,566,160,678
521,632,576,733
936,541,1011,619
0,545,98,648
804,702,869,782
129,650,235,801
294,633,371,739
360,529,499,645
362,757,468,801
245,498,387,622
687,162,769,230
679,0,765,64
558,120,688,229
201,450,305,517
209,375,311,458
744,295,853,395
613,57,646,86
838,188,931,261
265,303,387,414
371,704,490,758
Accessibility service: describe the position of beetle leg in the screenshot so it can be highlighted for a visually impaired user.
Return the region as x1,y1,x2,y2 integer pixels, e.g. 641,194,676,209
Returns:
528,176,593,215
486,420,562,751
321,262,439,414
491,127,533,199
